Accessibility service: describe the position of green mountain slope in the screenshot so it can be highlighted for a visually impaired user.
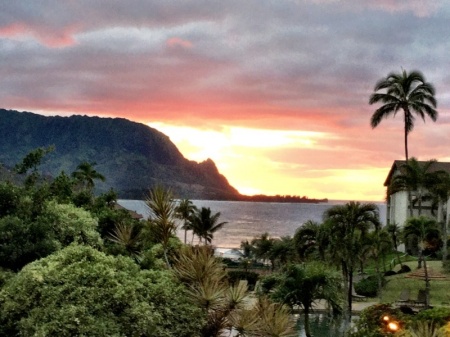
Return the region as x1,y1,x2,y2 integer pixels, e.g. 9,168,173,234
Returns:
0,109,240,199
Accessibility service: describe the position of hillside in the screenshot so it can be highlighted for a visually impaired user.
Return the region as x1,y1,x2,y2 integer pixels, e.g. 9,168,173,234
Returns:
0,109,240,199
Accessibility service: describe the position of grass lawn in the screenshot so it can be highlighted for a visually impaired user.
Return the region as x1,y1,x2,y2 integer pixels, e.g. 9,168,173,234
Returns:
380,260,450,307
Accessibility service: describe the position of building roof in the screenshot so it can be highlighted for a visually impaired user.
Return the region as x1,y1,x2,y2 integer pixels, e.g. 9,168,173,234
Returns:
113,203,144,219
384,160,450,187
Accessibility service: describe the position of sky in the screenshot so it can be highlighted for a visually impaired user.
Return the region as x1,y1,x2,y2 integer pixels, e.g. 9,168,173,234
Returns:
2,1,450,201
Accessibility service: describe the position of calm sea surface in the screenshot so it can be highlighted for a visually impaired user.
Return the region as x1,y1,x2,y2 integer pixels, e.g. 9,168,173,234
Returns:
118,199,386,248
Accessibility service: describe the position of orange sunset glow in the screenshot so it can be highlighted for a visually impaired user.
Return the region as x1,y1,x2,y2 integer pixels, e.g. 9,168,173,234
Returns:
2,2,450,201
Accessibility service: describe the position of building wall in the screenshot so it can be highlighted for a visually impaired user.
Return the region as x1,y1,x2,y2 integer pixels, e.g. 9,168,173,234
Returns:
389,190,408,227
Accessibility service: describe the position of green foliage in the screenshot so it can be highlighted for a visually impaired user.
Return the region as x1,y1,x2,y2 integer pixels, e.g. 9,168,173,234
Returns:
14,146,54,175
0,182,20,217
0,244,204,336
0,199,103,271
227,270,259,290
0,268,15,288
0,215,57,271
354,275,385,297
414,307,450,326
37,200,103,248
347,304,406,337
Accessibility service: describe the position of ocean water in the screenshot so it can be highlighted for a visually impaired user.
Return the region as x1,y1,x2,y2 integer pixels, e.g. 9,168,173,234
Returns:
118,199,386,248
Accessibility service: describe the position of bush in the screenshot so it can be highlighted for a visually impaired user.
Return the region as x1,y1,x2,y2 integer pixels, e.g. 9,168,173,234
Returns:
0,244,204,336
354,275,385,297
443,260,450,273
414,307,450,326
347,304,407,337
397,264,412,274
227,270,259,290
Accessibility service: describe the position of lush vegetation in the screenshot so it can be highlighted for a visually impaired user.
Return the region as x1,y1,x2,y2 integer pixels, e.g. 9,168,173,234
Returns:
0,150,297,337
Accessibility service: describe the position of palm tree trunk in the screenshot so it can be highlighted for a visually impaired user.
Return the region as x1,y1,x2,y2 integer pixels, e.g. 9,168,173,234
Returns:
304,306,312,337
423,252,430,307
443,220,448,265
347,267,353,320
376,253,383,302
404,113,409,162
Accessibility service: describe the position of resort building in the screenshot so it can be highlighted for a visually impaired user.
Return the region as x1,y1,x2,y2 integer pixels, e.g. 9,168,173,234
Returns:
384,160,450,227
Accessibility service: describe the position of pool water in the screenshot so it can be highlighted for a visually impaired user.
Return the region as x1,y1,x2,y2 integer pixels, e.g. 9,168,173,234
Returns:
296,314,356,337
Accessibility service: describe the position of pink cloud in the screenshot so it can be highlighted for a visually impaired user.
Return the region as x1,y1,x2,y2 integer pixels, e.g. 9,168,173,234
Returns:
166,37,193,49
0,23,77,47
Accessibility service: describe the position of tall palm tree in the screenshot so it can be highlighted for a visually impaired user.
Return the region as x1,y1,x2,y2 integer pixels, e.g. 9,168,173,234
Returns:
404,216,441,307
369,69,438,161
190,207,227,245
71,161,105,191
175,199,197,244
324,201,380,318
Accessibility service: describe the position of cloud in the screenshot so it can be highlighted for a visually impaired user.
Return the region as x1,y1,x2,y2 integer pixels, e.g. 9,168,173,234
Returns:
166,37,193,48
1,0,450,200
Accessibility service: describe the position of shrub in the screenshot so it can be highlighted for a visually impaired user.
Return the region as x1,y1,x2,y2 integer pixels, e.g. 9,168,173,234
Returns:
227,270,259,290
347,304,407,337
414,307,450,326
397,264,412,274
354,275,385,297
0,244,204,336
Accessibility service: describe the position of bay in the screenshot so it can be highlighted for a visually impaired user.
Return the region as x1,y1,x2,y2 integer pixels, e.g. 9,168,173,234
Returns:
118,199,386,248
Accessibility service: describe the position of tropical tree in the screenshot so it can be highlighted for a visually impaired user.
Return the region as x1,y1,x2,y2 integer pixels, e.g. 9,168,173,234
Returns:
269,236,296,268
386,223,403,266
293,220,330,261
190,207,227,245
270,262,342,337
251,232,276,270
14,146,54,187
145,185,178,267
174,246,296,337
428,170,450,265
369,69,438,161
324,201,380,318
175,199,197,244
107,222,143,261
71,161,105,192
390,158,440,216
404,216,441,306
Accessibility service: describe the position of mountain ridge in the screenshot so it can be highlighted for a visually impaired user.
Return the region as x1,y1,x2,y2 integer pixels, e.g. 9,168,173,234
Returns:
0,109,240,199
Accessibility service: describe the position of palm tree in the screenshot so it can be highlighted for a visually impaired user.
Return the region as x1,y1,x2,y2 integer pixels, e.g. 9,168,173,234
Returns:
324,201,380,318
390,158,439,216
271,262,342,337
71,161,105,192
175,199,197,244
386,223,403,266
190,207,227,245
369,69,438,161
428,170,450,265
145,185,178,267
293,220,324,261
251,232,276,270
404,216,441,306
